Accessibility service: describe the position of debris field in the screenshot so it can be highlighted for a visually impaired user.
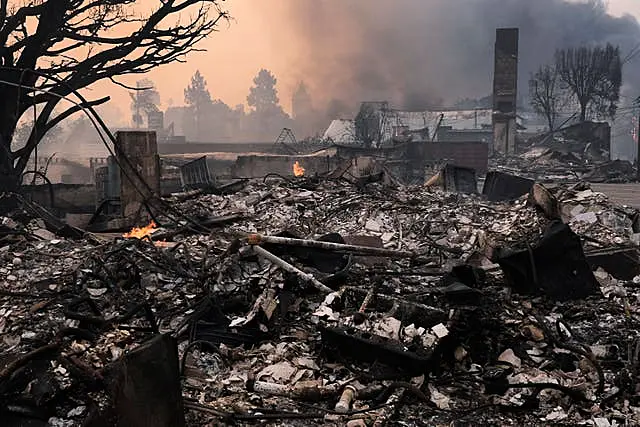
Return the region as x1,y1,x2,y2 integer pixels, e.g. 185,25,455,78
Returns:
1,177,640,426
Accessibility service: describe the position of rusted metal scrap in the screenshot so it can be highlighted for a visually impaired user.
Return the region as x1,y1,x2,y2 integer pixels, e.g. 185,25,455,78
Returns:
482,171,535,202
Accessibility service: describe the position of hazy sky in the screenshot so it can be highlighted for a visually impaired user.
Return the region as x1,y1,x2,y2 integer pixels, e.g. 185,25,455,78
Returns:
608,0,638,18
95,0,640,124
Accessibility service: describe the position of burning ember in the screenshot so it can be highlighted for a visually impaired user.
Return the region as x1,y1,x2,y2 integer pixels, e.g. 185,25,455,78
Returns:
293,161,305,177
123,221,158,239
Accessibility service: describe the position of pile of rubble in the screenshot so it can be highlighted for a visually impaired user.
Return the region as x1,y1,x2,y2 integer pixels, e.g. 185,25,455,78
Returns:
496,121,637,184
492,149,635,184
1,177,640,426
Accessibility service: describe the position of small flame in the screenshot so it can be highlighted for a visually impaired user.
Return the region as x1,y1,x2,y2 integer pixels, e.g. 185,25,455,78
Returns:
293,161,305,177
123,221,157,239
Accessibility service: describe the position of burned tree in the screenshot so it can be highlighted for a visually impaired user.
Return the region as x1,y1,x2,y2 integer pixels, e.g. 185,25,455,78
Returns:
0,0,229,193
247,69,281,115
184,70,212,139
130,79,161,128
555,44,622,122
529,65,567,131
245,69,290,140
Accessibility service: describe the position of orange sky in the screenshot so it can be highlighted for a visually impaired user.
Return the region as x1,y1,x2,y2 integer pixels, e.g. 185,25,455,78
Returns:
96,1,298,124
93,0,640,125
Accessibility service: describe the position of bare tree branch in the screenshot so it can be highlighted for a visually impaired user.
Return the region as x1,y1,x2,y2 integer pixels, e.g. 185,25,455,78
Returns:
0,0,231,191
45,96,110,134
109,76,150,91
529,65,568,131
555,44,622,122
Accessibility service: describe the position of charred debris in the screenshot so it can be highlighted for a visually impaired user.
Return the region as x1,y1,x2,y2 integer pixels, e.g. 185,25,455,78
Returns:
1,29,639,426
2,164,640,426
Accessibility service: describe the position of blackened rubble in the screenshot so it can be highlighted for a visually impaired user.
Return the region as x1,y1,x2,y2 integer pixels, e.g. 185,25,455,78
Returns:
1,177,640,426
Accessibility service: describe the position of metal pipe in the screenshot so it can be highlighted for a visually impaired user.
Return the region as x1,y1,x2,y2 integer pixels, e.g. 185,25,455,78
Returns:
247,234,419,258
353,286,376,325
251,245,333,293
334,385,357,413
247,376,341,401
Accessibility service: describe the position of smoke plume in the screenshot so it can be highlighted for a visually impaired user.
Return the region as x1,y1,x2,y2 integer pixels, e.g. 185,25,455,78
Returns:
279,0,640,112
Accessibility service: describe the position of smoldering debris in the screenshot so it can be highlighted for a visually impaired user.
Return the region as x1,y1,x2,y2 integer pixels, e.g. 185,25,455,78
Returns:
1,177,640,426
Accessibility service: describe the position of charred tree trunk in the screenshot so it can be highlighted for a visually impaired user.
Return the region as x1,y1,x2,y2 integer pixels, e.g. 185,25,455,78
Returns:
0,64,43,194
579,101,588,123
0,87,22,194
546,112,554,132
0,150,20,194
0,163,20,193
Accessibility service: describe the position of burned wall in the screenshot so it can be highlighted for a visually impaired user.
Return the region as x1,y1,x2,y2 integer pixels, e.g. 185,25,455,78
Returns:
563,122,611,160
406,142,489,174
437,128,493,143
334,141,488,185
23,183,96,214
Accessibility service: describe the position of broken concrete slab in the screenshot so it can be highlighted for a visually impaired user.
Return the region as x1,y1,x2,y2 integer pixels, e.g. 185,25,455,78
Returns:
31,228,57,241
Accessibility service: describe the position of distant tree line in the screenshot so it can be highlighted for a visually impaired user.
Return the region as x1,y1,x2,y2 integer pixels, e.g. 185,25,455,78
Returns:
130,69,332,143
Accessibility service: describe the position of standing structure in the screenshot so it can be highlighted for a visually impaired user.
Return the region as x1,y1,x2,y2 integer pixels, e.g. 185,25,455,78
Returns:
492,28,519,155
115,131,161,217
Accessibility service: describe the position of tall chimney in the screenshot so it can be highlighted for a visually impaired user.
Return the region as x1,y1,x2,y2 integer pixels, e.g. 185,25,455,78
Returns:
492,28,519,155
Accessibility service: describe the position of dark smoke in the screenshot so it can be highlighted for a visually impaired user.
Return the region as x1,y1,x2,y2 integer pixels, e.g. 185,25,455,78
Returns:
283,0,640,111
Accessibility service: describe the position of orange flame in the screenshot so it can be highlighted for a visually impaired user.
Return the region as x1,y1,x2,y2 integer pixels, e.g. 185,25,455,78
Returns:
123,221,157,239
293,161,305,177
